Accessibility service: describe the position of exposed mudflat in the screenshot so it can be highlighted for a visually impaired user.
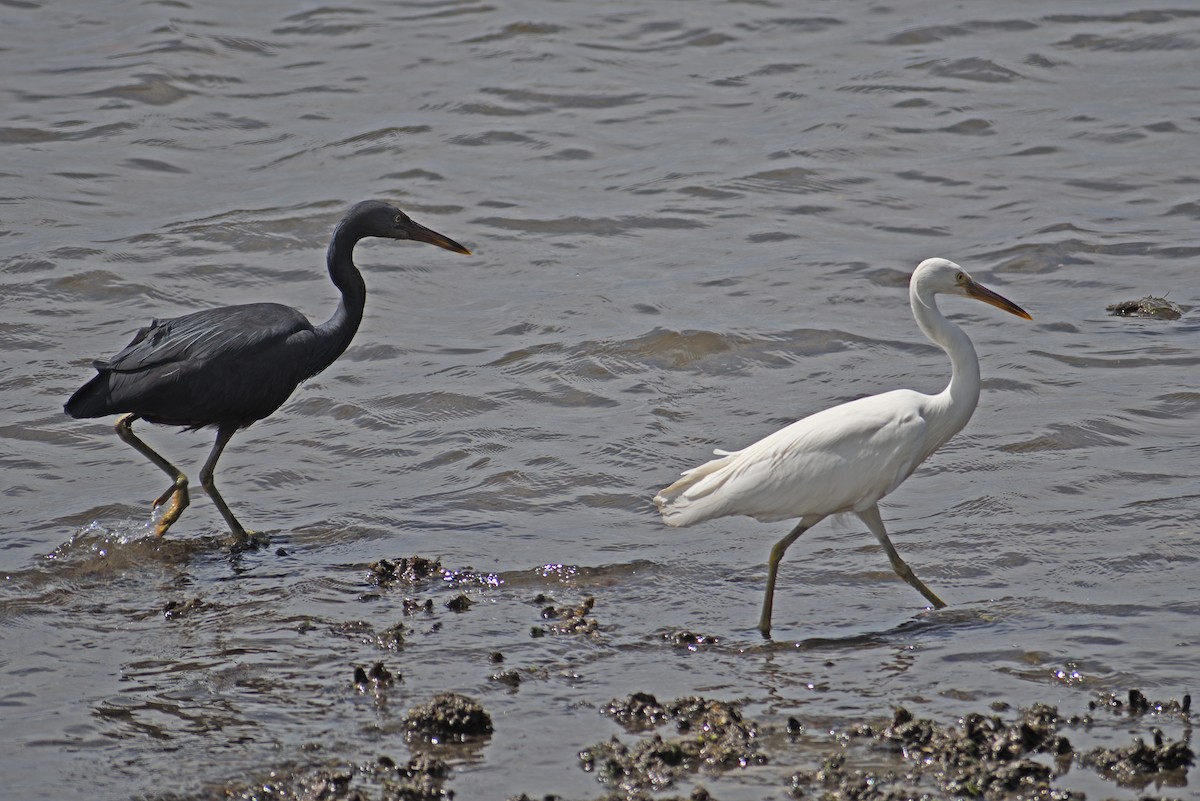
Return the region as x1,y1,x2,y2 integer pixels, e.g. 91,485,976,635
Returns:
143,555,1194,801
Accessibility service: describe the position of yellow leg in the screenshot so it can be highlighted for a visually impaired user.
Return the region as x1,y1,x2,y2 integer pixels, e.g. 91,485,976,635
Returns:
857,505,947,609
114,413,189,536
198,423,249,541
758,515,822,638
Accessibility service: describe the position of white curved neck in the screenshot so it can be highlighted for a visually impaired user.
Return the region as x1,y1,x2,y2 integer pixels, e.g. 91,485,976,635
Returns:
910,281,980,447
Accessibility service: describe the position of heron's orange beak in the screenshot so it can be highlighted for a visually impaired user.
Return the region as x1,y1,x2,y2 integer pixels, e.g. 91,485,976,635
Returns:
966,280,1032,320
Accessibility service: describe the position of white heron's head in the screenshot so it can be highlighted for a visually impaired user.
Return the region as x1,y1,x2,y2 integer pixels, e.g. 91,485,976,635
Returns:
913,258,1032,320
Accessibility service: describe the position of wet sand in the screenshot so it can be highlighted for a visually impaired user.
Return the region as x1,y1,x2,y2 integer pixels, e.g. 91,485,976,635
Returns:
148,552,1193,801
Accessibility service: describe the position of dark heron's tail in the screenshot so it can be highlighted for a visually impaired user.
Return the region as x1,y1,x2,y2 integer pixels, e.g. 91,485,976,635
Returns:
64,371,114,419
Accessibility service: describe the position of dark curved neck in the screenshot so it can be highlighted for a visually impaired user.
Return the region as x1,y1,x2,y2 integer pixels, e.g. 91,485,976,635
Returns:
311,216,368,376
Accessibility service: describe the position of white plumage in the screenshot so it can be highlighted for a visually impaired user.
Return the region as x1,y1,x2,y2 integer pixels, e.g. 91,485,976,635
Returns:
654,258,1032,637
658,389,930,526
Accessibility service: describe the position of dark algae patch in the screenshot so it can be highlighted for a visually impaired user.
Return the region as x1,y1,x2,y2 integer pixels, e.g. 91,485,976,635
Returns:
1081,691,1194,790
580,693,767,795
178,753,455,801
189,694,490,799
532,690,1192,800
784,698,1193,800
795,704,1079,800
1082,734,1194,789
531,593,601,637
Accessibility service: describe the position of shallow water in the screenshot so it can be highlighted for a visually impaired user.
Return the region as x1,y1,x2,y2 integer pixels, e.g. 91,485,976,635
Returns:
2,0,1198,798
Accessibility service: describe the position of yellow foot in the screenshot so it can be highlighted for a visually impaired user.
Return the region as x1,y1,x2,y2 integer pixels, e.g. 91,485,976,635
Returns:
151,485,190,537
229,529,270,553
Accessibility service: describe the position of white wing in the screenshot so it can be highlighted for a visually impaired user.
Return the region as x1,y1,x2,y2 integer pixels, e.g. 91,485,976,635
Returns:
655,390,936,527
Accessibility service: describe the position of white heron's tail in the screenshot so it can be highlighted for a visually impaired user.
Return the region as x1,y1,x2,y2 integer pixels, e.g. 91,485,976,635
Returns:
653,449,740,527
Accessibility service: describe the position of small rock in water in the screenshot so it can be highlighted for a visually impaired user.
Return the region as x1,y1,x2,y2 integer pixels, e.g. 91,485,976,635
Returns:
405,692,493,742
368,556,443,587
353,660,397,692
162,597,205,620
1106,295,1184,320
537,595,600,636
491,668,522,687
445,593,473,612
667,630,719,649
376,621,405,649
1082,733,1195,780
402,597,435,616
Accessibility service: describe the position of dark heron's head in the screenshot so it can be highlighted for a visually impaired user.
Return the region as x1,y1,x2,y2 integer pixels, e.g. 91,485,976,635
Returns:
342,200,471,255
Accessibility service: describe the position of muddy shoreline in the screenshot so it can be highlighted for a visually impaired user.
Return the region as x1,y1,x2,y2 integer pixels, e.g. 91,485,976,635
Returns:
163,688,1194,801
151,555,1194,801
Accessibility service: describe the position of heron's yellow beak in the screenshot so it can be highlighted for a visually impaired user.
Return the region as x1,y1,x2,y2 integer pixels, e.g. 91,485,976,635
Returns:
966,280,1032,320
406,220,472,255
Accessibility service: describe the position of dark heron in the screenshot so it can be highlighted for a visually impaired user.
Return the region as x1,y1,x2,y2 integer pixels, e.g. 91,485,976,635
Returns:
65,200,471,539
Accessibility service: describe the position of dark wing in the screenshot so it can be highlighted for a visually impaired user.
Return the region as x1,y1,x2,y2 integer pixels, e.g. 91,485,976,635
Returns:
66,302,319,426
98,303,312,373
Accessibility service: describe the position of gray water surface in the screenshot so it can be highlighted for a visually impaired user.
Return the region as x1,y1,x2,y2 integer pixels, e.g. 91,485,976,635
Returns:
2,1,1197,798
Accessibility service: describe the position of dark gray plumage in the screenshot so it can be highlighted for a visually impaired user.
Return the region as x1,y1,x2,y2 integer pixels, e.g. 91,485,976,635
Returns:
65,200,471,539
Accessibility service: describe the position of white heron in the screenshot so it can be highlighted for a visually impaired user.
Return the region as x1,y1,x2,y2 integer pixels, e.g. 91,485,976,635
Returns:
654,258,1032,637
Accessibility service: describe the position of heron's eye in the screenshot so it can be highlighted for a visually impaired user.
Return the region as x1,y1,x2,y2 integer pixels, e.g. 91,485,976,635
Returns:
395,214,405,225
955,272,965,283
